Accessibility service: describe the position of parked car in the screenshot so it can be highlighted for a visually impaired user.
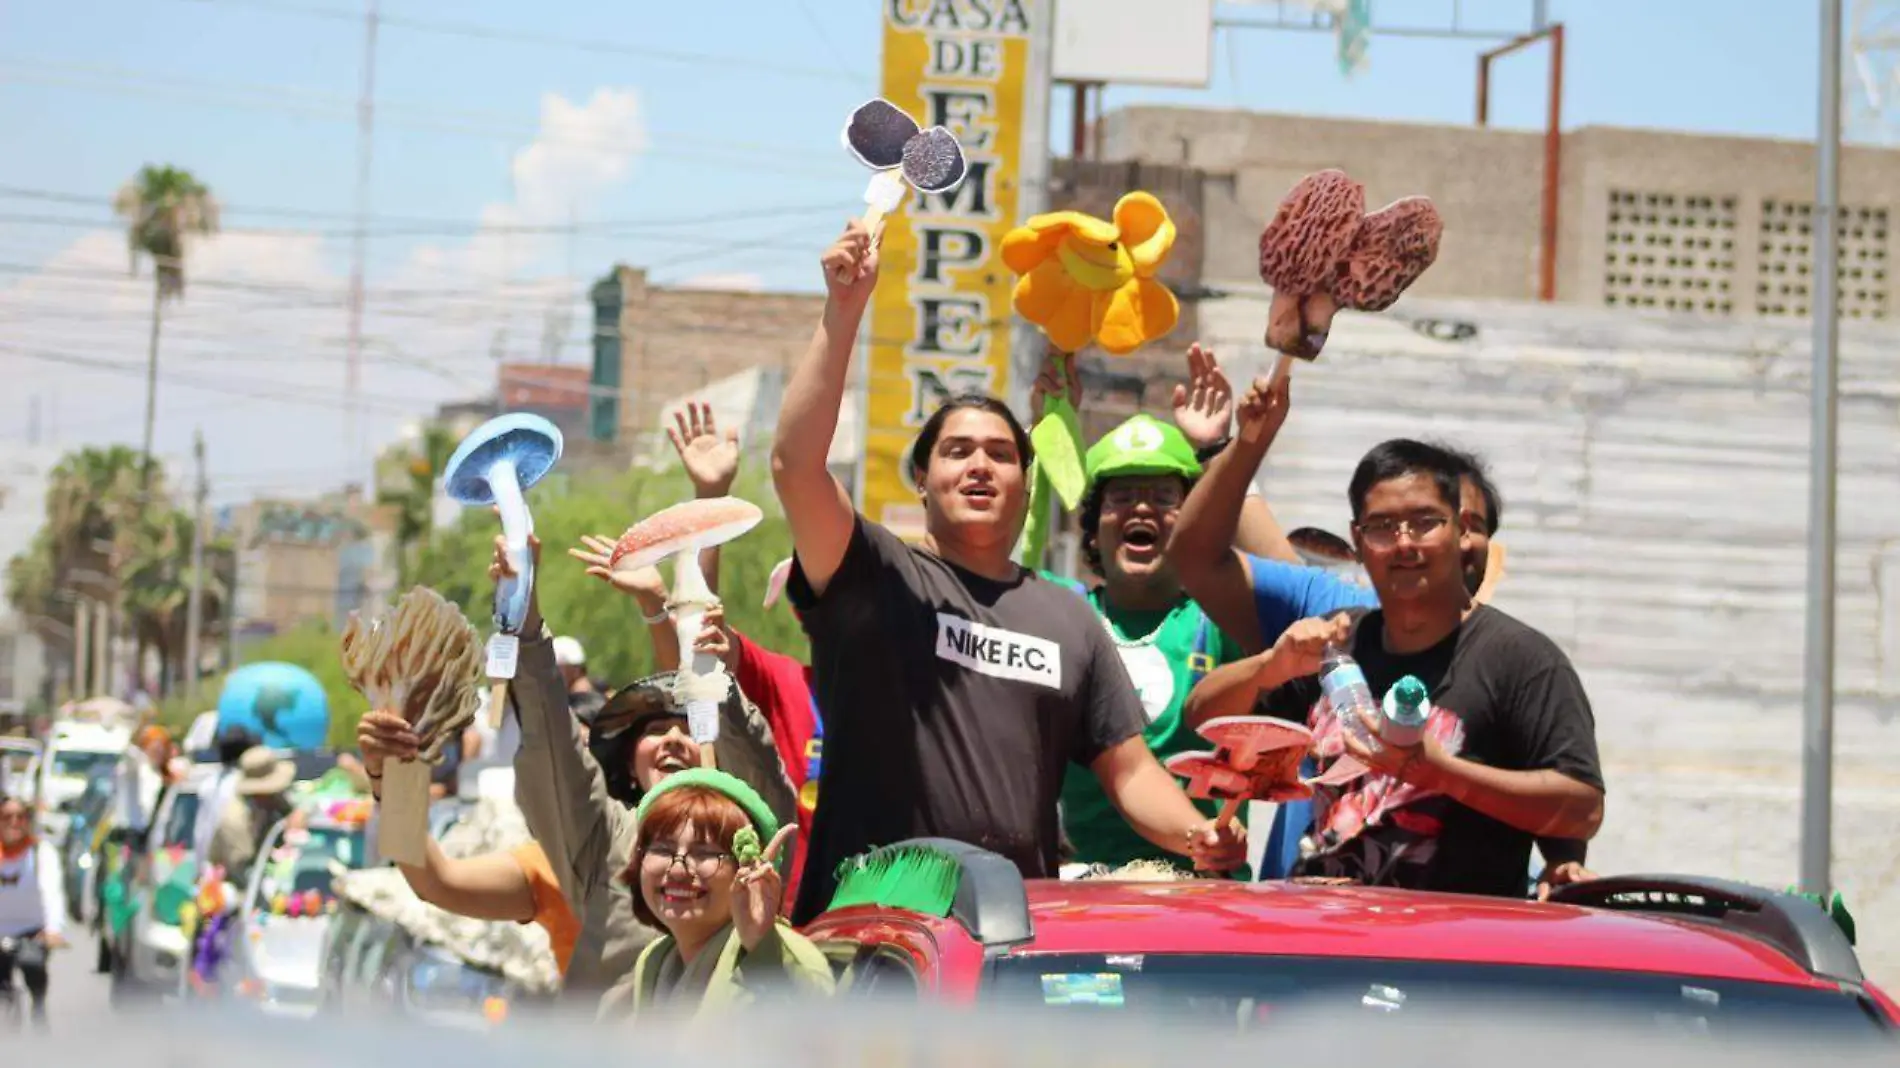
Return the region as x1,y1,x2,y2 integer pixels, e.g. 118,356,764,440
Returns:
58,770,118,925
802,840,1898,1043
36,721,128,848
212,804,371,1018
318,899,538,1030
103,761,216,1002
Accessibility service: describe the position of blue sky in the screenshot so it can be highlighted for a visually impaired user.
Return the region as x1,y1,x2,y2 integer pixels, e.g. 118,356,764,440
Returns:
0,0,1858,496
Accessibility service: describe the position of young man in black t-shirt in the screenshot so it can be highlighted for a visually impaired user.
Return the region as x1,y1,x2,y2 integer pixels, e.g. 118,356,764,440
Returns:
1185,439,1604,896
772,223,1247,923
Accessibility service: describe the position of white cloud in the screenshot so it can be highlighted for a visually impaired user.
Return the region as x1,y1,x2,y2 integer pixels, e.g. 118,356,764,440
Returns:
673,272,765,292
0,87,647,505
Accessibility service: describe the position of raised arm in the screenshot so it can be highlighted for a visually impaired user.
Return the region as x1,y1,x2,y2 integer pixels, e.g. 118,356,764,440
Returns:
500,535,633,914
1170,344,1298,567
1169,373,1293,653
569,536,681,671
666,402,740,594
359,714,538,922
770,223,880,597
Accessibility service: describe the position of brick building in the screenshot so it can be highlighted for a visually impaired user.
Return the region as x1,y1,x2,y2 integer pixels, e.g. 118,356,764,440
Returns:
590,268,826,445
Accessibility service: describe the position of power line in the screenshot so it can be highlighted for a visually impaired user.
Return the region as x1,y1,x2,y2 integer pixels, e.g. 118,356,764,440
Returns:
161,0,868,86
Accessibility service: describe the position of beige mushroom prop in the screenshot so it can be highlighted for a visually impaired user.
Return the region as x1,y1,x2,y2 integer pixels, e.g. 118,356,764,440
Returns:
340,586,482,864
610,497,764,767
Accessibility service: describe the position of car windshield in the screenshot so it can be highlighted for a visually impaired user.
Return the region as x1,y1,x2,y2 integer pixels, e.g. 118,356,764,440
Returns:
251,825,365,911
52,749,118,778
987,953,1893,1042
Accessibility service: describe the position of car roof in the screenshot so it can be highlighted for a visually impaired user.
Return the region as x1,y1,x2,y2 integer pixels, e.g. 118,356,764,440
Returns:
1007,880,1832,990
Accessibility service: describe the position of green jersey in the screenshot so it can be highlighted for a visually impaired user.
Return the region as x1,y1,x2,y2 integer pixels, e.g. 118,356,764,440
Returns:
1056,583,1247,868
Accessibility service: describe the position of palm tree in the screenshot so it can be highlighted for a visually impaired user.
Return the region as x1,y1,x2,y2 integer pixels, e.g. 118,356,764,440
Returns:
121,508,226,695
378,422,458,586
42,446,162,697
114,165,219,491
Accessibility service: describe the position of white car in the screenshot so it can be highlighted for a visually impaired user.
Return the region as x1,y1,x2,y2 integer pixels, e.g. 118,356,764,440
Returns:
110,762,217,1002
37,721,130,848
0,738,40,802
218,807,370,1018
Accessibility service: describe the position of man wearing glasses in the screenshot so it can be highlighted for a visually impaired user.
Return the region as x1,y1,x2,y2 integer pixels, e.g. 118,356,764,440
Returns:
1183,438,1605,896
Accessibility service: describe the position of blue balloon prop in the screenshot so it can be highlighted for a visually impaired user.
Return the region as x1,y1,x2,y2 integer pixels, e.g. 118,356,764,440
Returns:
442,412,563,634
217,662,330,752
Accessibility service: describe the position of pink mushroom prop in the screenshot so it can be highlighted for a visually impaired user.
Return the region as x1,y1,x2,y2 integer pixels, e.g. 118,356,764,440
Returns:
610,497,764,766
1254,170,1442,428
1172,717,1316,829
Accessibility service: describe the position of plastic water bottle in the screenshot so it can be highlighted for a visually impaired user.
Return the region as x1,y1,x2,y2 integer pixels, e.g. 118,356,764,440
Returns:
1319,643,1380,752
1380,675,1430,747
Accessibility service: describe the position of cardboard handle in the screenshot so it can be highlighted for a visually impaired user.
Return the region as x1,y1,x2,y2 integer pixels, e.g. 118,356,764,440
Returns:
377,759,431,866
1217,796,1245,828
487,680,508,730
699,743,717,769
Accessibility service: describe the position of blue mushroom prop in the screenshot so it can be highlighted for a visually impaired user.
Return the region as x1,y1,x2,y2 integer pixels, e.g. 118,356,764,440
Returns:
442,413,564,635
217,661,329,752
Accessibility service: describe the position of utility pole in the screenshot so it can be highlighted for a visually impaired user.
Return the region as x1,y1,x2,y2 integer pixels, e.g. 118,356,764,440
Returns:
72,599,89,700
1801,0,1845,900
345,0,381,478
185,429,207,701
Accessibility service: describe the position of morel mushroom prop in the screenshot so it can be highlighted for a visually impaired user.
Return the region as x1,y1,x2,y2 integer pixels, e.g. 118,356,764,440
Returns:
340,586,482,864
843,98,968,234
441,413,563,726
1254,170,1442,418
610,497,765,766
1166,717,1315,829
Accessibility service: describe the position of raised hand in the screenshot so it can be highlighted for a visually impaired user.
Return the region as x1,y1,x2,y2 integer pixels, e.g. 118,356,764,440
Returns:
569,535,667,608
356,708,420,779
696,604,736,670
821,221,881,313
1029,345,1080,413
1236,369,1292,447
487,528,544,633
731,823,799,951
668,402,739,497
1170,342,1234,450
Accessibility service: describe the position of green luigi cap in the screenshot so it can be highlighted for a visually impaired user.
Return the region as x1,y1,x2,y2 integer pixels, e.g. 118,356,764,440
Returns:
634,766,781,855
1084,413,1203,488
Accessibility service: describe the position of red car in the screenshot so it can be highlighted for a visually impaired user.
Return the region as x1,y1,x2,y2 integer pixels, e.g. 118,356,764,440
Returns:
804,839,1898,1040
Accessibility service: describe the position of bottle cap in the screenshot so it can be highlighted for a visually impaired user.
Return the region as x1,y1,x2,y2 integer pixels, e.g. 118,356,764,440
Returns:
1392,675,1427,710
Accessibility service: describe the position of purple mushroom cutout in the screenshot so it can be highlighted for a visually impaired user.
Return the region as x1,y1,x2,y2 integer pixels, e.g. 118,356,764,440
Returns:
843,98,968,232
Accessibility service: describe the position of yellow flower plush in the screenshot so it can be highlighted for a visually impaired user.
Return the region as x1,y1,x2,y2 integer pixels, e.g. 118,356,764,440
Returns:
1002,191,1180,356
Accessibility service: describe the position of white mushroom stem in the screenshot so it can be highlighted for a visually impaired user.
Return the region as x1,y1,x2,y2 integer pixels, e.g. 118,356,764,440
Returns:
666,544,728,751
489,458,532,598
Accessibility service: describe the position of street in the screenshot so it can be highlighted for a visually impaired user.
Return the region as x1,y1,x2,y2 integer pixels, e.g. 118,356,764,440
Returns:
37,928,112,1031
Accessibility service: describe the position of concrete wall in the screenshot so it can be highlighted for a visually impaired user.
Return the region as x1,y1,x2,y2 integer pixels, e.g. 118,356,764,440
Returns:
1190,289,1900,986
1103,107,1900,322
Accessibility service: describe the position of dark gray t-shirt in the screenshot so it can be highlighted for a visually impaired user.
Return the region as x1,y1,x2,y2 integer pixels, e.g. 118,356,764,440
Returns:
787,517,1147,923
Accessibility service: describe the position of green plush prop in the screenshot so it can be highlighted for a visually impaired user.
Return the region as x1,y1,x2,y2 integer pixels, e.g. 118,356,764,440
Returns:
1016,355,1087,569
829,843,963,918
733,827,763,867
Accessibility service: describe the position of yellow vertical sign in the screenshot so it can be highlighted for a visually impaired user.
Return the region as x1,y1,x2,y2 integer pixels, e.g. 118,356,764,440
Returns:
861,0,1037,540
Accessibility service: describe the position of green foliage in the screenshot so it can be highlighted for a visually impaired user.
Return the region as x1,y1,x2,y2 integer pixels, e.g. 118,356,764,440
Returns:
412,458,806,692
153,619,369,751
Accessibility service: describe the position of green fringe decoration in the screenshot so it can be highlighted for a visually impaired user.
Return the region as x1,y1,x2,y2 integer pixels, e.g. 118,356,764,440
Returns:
829,844,964,918
1784,885,1857,945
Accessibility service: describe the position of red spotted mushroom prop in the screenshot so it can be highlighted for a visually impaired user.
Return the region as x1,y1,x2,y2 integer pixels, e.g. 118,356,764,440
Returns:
1255,169,1443,411
609,497,764,767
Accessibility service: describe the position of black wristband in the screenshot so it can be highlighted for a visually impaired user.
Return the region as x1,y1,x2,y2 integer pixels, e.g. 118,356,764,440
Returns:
1194,437,1231,464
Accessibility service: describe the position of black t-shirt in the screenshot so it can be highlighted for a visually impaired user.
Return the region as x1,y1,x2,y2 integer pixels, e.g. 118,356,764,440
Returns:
786,517,1147,923
1263,605,1603,897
